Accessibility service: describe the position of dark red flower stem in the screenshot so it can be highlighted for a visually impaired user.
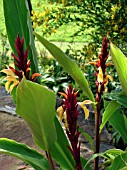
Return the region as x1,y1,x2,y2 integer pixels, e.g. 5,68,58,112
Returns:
94,102,101,170
94,37,109,170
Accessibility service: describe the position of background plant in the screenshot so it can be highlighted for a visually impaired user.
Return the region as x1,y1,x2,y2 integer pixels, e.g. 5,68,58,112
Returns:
0,33,10,70
0,33,11,85
32,0,127,54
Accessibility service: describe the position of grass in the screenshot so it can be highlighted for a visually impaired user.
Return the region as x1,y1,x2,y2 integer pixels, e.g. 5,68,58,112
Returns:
0,0,43,34
0,0,94,56
0,0,92,43
46,23,91,43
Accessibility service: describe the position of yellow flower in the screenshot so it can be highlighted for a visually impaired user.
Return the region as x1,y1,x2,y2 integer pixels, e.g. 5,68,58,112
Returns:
46,9,50,15
31,10,34,15
62,0,66,5
39,12,45,18
1,67,19,92
97,67,103,83
34,11,39,17
111,14,115,20
79,100,93,120
113,25,118,31
57,100,93,123
104,75,113,93
120,28,126,33
57,106,68,129
44,17,49,22
111,5,117,12
51,29,56,33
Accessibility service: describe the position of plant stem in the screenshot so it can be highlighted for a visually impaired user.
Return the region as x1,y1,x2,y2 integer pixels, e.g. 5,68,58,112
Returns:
45,151,55,170
94,102,100,170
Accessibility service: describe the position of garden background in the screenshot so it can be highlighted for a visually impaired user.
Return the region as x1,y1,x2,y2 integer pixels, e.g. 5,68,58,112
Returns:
1,0,126,95
0,1,127,170
0,0,127,146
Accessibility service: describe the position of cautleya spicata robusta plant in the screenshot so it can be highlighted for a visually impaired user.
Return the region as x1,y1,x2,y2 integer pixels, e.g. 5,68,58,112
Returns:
1,0,127,170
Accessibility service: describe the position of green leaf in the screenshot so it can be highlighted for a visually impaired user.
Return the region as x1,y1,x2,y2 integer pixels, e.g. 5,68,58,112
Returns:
81,157,91,170
79,127,94,151
123,115,127,132
120,166,127,170
83,153,104,170
110,43,127,95
16,77,56,151
100,100,120,133
35,33,95,102
0,138,50,170
11,86,17,104
84,149,124,170
3,0,39,78
109,109,127,144
106,152,127,170
51,117,75,170
115,95,127,108
105,149,125,156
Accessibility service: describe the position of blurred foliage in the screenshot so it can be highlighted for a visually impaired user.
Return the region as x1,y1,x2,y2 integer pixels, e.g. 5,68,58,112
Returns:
103,87,127,150
0,33,10,70
36,49,74,93
0,33,12,85
32,0,127,56
36,43,117,102
31,0,125,101
1,0,125,96
0,33,11,76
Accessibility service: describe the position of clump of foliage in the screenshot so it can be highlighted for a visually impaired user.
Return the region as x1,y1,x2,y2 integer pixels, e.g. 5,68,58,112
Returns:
32,0,127,55
0,33,11,84
0,33,10,73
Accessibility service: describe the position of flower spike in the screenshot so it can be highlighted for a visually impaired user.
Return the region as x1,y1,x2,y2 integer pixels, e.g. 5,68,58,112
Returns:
1,34,41,92
58,85,82,170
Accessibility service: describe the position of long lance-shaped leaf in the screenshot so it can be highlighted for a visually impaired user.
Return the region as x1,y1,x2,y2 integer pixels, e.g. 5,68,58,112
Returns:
3,0,39,77
110,42,127,95
51,118,91,170
51,117,75,169
104,149,125,156
35,33,95,102
79,127,94,151
109,109,127,144
114,94,127,108
106,152,127,170
83,153,104,170
81,157,91,170
16,77,56,151
0,138,50,170
84,149,125,170
100,100,120,133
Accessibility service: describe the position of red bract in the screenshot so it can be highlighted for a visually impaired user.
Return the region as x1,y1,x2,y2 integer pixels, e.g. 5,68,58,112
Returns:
89,37,113,102
95,37,109,102
97,36,109,73
11,34,40,82
1,35,41,92
61,85,82,170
